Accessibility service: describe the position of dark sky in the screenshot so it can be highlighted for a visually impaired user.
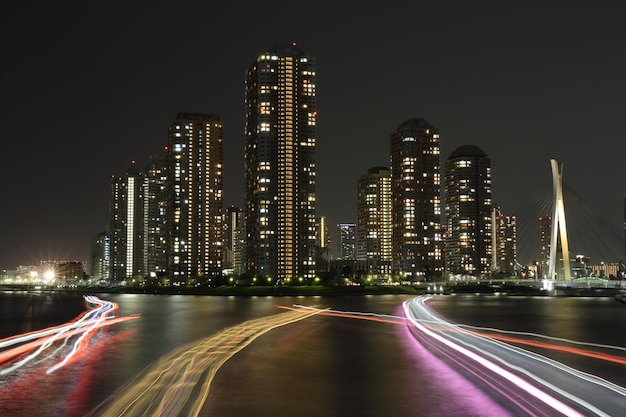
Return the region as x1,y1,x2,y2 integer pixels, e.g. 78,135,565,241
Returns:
1,1,625,270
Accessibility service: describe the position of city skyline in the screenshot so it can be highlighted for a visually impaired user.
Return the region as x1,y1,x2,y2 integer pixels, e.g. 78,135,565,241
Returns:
1,1,625,270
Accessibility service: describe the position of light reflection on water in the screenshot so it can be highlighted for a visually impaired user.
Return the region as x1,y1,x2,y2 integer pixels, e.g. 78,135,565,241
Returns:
397,305,513,417
1,292,625,417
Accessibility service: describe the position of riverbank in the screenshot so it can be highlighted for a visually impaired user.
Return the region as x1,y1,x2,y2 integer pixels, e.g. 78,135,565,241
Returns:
66,284,425,297
3,282,624,298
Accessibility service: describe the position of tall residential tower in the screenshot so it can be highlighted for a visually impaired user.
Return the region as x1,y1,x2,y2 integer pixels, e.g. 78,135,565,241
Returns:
492,205,517,276
144,151,169,279
167,113,224,283
390,118,443,280
244,43,317,283
337,223,356,261
109,161,144,281
444,145,493,277
356,166,392,278
224,205,244,275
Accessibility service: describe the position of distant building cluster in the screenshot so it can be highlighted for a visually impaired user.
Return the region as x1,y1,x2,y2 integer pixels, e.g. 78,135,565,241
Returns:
9,43,620,286
92,44,320,286
85,43,625,285
1,261,86,285
99,113,225,285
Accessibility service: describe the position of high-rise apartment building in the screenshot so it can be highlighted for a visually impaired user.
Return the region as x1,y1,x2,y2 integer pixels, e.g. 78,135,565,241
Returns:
167,113,224,283
390,118,443,280
244,43,317,283
444,145,493,277
539,213,552,279
144,151,169,279
357,166,392,278
492,205,517,276
89,231,110,281
315,216,331,273
109,161,144,281
337,223,356,260
224,205,244,274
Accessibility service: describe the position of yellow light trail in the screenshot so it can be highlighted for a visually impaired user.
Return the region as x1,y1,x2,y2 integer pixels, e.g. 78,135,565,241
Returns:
86,307,324,417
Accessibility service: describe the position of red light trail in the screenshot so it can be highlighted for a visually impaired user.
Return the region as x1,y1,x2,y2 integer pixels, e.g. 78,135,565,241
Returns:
0,295,139,375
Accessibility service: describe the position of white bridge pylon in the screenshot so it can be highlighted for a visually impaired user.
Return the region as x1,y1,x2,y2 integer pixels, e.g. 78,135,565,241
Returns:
548,159,572,281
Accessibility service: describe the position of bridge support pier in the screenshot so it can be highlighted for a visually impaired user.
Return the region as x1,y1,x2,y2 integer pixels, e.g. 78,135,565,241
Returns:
548,159,571,281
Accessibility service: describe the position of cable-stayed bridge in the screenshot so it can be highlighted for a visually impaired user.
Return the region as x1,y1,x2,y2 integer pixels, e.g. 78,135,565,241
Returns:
515,180,624,270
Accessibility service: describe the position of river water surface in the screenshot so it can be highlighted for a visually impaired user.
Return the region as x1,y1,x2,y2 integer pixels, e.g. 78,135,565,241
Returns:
1,292,625,416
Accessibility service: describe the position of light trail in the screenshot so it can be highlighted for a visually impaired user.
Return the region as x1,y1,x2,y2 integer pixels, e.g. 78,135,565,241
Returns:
404,298,586,417
8,295,622,416
280,304,404,324
403,296,626,417
85,307,324,417
283,304,626,367
407,297,626,396
285,300,626,416
0,317,91,348
0,295,116,349
456,323,626,354
484,333,626,365
46,295,117,374
0,315,138,367
0,295,139,375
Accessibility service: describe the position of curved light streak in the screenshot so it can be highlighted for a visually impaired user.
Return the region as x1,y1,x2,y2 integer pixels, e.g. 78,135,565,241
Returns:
409,297,626,399
284,304,626,367
404,296,626,417
288,300,626,416
86,307,324,417
483,333,626,365
0,295,139,375
456,323,626,354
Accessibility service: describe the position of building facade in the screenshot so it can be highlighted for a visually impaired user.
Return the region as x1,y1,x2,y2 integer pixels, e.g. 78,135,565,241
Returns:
224,205,244,275
167,113,224,284
109,161,145,281
337,223,356,261
492,205,517,276
89,231,110,281
56,261,85,282
538,213,552,279
144,151,169,279
356,166,392,278
315,216,331,274
390,118,443,280
244,43,317,283
444,145,493,277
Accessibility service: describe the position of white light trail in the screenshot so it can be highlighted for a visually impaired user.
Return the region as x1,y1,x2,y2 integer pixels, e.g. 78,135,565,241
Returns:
404,296,626,417
0,295,139,375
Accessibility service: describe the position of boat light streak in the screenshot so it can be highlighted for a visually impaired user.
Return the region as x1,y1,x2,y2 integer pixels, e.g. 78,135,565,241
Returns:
86,307,323,417
0,295,139,375
403,298,605,417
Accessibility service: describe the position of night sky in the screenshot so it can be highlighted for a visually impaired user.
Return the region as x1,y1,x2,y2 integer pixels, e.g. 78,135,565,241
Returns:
1,1,625,270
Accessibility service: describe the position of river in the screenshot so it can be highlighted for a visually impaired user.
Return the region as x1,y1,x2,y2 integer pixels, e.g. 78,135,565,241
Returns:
1,291,625,416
